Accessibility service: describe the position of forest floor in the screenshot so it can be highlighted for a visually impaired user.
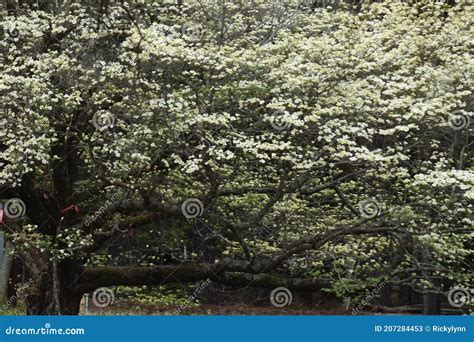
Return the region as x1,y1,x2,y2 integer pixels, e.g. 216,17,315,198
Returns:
1,303,459,315
83,304,402,316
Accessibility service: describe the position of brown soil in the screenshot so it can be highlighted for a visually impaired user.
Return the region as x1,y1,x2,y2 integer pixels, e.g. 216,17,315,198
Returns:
84,304,401,316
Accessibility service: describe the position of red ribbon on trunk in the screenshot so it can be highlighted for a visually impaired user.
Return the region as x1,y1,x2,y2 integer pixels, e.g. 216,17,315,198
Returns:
61,205,81,217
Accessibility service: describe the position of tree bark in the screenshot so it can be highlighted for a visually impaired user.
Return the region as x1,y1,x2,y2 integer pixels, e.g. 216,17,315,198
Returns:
25,276,83,315
0,241,14,304
79,263,330,293
25,260,330,315
25,257,84,315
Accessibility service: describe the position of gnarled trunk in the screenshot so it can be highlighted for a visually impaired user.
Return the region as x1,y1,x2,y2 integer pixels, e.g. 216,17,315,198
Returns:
25,258,84,315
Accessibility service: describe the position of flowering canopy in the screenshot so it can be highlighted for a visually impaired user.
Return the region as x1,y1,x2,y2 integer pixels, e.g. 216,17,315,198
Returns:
0,0,472,314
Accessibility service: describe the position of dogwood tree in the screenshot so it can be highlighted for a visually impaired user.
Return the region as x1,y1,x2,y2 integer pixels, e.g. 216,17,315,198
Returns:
0,0,472,315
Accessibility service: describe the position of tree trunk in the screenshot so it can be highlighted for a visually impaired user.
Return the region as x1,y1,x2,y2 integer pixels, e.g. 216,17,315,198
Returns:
26,277,83,315
25,258,84,315
422,278,442,315
421,249,441,315
0,241,14,303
